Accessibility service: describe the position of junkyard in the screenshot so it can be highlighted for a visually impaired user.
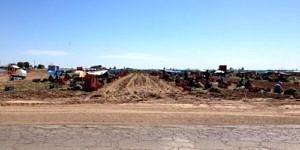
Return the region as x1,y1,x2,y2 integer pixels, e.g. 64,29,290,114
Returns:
1,0,300,149
1,64,300,105
1,65,300,149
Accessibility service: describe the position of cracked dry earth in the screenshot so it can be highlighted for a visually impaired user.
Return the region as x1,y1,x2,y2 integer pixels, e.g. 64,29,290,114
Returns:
1,125,300,150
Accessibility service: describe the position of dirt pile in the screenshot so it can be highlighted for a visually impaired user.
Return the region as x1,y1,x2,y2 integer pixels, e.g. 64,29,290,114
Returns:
89,73,184,103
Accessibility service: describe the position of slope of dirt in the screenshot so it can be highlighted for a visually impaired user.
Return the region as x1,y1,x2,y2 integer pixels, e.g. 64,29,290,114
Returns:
88,73,184,103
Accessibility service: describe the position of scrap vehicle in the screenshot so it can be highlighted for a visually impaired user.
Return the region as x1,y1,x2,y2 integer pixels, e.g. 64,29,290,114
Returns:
149,70,160,76
83,74,100,91
160,69,182,82
10,68,27,80
68,68,128,91
69,70,86,90
69,69,102,92
172,70,209,91
47,65,67,88
237,71,257,79
5,65,27,80
47,65,65,80
277,72,289,82
87,69,108,86
217,75,229,88
107,69,120,83
256,71,289,82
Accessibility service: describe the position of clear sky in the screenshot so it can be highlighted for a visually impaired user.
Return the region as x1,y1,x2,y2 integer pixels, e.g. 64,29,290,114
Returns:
0,0,299,70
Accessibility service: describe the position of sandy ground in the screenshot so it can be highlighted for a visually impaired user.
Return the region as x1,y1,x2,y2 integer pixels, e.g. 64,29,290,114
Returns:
1,103,300,125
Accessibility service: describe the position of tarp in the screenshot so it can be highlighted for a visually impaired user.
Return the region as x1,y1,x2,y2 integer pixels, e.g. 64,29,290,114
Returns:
10,65,20,69
16,69,27,77
87,70,108,76
109,69,121,75
214,70,225,74
84,74,99,91
48,70,56,76
199,69,207,72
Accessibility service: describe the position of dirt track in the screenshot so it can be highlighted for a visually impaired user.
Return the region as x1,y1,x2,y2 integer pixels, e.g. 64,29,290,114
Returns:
1,103,300,125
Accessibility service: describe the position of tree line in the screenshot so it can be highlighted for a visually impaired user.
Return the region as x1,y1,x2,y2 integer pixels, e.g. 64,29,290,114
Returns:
12,62,45,69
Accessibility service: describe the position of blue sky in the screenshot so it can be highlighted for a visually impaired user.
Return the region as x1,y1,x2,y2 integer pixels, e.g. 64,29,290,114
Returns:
0,0,299,69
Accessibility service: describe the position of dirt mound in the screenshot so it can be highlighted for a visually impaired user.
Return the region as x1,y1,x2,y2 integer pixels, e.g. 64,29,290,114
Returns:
89,73,183,103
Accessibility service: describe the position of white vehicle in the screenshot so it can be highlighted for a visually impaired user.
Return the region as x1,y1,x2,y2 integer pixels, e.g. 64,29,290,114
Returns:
10,69,27,80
